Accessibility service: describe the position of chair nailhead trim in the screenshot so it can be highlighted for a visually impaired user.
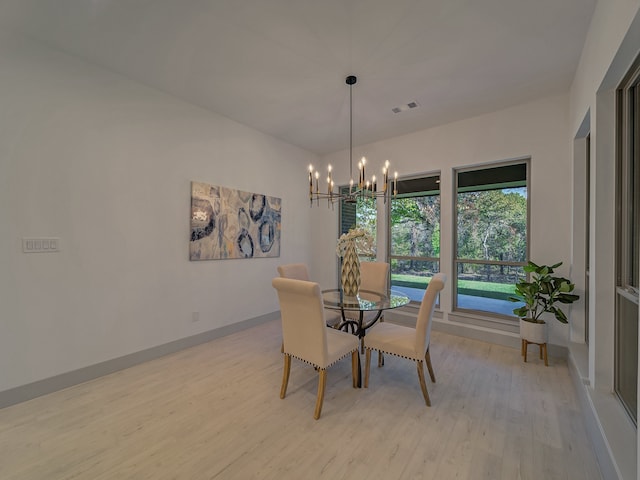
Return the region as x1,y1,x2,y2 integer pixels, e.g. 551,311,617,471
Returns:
284,350,356,370
367,349,419,362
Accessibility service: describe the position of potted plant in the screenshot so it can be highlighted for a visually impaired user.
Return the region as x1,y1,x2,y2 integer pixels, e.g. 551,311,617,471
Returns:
509,261,580,355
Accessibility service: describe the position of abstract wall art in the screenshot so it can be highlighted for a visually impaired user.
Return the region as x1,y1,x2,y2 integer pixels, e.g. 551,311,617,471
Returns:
190,181,281,261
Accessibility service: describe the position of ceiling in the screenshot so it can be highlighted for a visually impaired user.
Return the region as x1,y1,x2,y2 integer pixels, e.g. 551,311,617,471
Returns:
0,0,597,155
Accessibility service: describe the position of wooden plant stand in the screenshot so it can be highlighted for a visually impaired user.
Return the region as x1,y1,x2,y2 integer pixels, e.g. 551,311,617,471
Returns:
521,338,548,366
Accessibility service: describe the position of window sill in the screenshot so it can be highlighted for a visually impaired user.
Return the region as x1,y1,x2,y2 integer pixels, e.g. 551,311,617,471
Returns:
448,310,519,334
385,308,522,350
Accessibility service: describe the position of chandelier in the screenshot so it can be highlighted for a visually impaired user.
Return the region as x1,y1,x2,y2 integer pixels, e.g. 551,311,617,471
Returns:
308,75,398,206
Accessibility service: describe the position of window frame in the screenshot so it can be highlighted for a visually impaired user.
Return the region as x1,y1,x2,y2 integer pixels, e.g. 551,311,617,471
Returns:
337,185,379,287
386,172,441,306
614,57,640,425
452,158,531,319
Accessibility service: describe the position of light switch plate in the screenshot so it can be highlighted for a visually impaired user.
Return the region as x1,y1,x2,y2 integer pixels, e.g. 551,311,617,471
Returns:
23,237,60,253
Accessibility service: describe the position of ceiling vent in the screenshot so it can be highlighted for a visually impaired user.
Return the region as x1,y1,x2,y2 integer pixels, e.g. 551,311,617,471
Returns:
392,101,420,114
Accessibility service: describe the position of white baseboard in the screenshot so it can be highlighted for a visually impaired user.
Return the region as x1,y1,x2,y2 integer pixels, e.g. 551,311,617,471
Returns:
567,346,635,480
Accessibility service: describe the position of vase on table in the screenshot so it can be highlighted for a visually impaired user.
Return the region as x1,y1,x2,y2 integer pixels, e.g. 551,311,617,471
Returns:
341,240,361,296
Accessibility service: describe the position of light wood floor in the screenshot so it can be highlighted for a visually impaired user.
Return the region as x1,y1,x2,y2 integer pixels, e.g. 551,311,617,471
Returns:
0,320,602,480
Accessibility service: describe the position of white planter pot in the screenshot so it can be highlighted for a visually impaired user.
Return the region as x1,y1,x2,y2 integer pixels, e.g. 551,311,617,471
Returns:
519,318,547,344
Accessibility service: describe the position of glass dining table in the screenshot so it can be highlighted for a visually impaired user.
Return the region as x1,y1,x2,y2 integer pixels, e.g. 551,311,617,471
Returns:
321,288,411,342
322,288,409,387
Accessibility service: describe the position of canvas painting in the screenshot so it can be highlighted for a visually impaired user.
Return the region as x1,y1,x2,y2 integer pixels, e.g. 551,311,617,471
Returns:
190,181,281,261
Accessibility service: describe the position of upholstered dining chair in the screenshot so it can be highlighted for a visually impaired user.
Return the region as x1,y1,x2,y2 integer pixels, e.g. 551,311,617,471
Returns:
345,261,390,323
272,277,360,420
363,273,446,406
277,263,341,328
277,263,310,281
360,261,390,293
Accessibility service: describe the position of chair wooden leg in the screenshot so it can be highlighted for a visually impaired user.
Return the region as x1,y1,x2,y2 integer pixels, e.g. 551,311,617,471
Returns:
521,338,525,356
425,348,436,383
417,361,431,407
280,354,291,399
378,351,384,367
543,343,548,366
523,340,528,363
314,369,327,420
351,351,359,388
364,348,371,388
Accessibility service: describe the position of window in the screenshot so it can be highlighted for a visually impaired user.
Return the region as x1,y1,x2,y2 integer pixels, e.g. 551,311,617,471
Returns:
388,174,440,302
615,58,640,425
454,161,529,317
339,186,376,252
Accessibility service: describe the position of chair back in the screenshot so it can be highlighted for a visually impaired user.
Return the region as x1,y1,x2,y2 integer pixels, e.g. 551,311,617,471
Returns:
414,273,447,356
360,262,389,294
272,277,328,367
277,263,310,281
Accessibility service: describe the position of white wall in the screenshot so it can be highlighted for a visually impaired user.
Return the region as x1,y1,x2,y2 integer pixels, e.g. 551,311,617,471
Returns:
313,93,572,345
568,1,640,479
0,33,316,393
570,0,640,135
570,0,640,391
